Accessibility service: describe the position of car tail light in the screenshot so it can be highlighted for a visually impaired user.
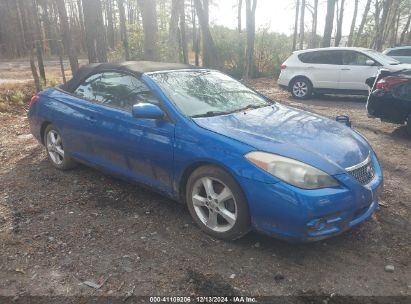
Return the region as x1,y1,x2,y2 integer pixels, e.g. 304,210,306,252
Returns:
280,64,287,70
29,95,40,107
375,76,408,91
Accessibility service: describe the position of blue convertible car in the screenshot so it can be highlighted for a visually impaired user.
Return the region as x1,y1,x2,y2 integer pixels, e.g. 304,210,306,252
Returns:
28,61,383,242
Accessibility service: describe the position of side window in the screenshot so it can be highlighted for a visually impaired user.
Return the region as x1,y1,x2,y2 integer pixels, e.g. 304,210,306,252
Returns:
74,72,159,111
74,73,103,101
389,49,411,56
342,51,370,66
299,51,342,65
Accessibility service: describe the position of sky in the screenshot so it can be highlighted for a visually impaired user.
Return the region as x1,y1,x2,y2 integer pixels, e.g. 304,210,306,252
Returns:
209,0,365,37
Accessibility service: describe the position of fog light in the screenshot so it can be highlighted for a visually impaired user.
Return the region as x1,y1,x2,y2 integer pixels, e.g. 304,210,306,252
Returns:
307,218,327,231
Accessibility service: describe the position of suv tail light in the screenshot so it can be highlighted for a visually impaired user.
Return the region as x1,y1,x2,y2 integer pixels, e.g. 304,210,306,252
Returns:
280,64,287,70
375,76,408,91
30,95,40,107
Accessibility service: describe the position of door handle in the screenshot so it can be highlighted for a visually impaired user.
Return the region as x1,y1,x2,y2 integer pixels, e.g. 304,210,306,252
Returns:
341,68,351,71
85,116,97,124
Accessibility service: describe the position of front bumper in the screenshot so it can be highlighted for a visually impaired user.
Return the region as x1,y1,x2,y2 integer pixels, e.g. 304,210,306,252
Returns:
238,154,383,242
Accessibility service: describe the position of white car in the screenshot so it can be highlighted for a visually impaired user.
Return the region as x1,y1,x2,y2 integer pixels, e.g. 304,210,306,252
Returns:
278,47,408,99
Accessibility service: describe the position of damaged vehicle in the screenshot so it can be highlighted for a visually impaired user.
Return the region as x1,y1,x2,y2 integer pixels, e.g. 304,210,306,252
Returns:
28,61,383,242
366,69,411,136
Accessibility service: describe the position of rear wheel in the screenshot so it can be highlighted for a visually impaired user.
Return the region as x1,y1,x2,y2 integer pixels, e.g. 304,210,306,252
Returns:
290,77,313,99
185,166,251,240
44,125,76,170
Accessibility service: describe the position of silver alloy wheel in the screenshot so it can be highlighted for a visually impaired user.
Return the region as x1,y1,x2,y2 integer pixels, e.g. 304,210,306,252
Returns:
46,130,64,165
191,177,237,233
292,81,308,97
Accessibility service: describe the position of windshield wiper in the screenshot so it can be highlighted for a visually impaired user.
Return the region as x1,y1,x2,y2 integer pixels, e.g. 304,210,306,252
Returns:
191,111,230,118
234,103,270,113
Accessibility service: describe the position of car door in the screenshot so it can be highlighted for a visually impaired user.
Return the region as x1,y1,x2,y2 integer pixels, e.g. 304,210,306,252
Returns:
298,50,342,89
73,71,175,194
339,50,379,91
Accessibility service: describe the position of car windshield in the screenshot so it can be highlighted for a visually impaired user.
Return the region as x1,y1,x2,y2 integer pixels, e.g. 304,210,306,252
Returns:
366,49,400,65
148,70,272,117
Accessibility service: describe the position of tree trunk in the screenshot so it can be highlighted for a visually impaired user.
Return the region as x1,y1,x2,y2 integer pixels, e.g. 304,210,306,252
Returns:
168,0,181,62
375,0,392,51
238,0,243,33
244,0,257,80
347,0,358,47
400,11,411,45
299,0,305,50
322,0,336,47
335,0,345,46
118,0,130,60
310,0,318,48
137,0,159,61
180,2,189,64
55,0,79,74
292,0,300,51
194,0,222,68
354,0,372,46
191,0,200,66
106,0,115,49
30,48,41,92
82,0,108,63
32,0,46,83
58,41,67,84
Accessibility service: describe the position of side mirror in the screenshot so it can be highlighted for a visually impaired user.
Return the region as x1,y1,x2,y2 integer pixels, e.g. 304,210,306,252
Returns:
132,103,165,120
366,59,375,66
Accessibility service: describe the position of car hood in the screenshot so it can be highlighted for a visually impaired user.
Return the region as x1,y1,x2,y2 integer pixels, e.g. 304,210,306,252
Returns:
193,104,371,175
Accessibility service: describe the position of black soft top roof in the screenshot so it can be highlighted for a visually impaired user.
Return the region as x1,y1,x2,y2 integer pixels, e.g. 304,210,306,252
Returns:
60,61,195,93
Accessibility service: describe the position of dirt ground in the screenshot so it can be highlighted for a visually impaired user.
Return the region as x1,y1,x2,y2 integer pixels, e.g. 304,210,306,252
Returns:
0,62,410,301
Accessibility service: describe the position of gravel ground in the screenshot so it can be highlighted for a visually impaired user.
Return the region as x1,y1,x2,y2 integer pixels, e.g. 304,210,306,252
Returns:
0,72,410,301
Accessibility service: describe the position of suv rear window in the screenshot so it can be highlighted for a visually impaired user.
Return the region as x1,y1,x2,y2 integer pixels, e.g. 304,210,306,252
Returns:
298,51,342,65
387,49,411,56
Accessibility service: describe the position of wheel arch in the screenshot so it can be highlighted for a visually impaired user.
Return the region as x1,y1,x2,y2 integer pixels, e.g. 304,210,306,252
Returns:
288,75,314,91
40,121,52,145
178,160,243,204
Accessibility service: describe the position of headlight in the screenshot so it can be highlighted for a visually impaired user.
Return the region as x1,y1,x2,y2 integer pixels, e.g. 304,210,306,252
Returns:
245,151,339,189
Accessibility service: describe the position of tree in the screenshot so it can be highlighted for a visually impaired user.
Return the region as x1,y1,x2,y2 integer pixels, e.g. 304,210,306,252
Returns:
82,0,108,63
400,10,411,44
347,0,358,47
138,0,159,61
168,0,181,62
106,0,115,49
335,0,345,46
118,0,130,60
292,0,300,51
55,0,79,74
322,0,336,47
244,0,257,80
194,0,222,68
354,0,372,46
191,0,200,66
375,0,393,51
299,0,305,50
310,0,318,48
238,0,243,33
179,2,189,64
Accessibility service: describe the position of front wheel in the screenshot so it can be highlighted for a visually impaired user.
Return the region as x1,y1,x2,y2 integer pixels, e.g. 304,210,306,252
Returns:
186,166,251,240
290,77,313,99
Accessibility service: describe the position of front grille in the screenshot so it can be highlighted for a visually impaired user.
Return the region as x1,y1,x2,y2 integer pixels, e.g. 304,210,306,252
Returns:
346,157,375,185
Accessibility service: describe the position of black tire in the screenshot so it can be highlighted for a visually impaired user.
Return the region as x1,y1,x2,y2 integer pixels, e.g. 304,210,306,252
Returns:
185,165,251,240
407,115,411,137
44,124,76,170
290,77,313,100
